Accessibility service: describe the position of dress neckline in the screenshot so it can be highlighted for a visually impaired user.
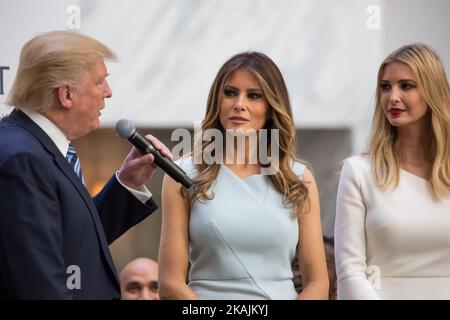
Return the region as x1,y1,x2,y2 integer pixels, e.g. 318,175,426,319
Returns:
400,168,429,182
221,164,265,181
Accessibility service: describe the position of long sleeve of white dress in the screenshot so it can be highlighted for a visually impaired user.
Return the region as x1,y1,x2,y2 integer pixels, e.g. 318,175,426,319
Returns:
334,155,450,300
334,156,381,300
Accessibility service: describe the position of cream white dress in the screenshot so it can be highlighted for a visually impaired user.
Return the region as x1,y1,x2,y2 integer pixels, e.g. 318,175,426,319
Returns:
335,155,450,299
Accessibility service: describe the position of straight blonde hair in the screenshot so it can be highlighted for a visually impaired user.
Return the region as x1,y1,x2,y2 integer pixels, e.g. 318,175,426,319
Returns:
369,43,450,199
6,31,116,112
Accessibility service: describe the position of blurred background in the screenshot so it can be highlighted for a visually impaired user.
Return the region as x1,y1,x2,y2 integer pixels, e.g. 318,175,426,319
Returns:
1,0,449,272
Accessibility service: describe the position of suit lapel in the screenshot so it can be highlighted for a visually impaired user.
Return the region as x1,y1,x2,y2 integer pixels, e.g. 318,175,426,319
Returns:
53,156,120,284
8,109,120,284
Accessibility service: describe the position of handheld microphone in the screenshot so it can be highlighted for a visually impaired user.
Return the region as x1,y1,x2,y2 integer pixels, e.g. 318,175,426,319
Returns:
115,119,193,189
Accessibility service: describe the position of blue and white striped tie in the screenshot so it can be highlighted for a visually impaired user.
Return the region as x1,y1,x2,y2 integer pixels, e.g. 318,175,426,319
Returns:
66,143,84,184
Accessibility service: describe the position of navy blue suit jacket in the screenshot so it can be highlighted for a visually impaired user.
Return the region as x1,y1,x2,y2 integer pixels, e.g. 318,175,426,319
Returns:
0,110,158,299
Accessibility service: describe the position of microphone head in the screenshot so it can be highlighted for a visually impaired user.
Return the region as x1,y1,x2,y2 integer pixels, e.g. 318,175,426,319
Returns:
115,119,136,139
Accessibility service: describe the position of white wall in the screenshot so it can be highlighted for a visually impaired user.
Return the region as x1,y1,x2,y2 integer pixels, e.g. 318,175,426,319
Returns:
1,1,449,153
0,0,66,116
1,0,383,152
77,0,383,138
384,0,450,73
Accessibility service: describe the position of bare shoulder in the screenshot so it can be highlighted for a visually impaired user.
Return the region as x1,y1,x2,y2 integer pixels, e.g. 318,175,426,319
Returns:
303,167,315,181
162,173,187,207
301,168,319,192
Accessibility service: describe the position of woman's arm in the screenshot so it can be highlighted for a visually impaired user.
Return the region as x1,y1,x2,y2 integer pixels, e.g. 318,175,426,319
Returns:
158,174,198,299
334,159,381,300
297,169,329,300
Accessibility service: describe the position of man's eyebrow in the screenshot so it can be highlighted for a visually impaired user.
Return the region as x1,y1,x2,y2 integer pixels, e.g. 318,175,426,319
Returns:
126,281,140,287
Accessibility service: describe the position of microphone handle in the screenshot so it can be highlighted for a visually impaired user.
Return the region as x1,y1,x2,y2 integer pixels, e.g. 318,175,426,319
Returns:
153,153,194,189
128,133,193,189
129,133,154,154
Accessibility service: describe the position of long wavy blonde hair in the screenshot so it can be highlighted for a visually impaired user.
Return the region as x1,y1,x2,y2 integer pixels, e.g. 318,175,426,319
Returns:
369,43,450,199
187,52,309,215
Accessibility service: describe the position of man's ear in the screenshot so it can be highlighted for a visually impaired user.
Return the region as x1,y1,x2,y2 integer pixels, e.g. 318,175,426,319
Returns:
57,85,73,109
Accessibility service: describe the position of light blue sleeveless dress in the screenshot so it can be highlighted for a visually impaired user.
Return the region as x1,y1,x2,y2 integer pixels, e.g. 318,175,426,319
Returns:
176,156,305,300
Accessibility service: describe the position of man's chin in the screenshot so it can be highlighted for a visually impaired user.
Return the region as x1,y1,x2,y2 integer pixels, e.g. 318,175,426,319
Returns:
93,119,101,130
80,121,100,138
